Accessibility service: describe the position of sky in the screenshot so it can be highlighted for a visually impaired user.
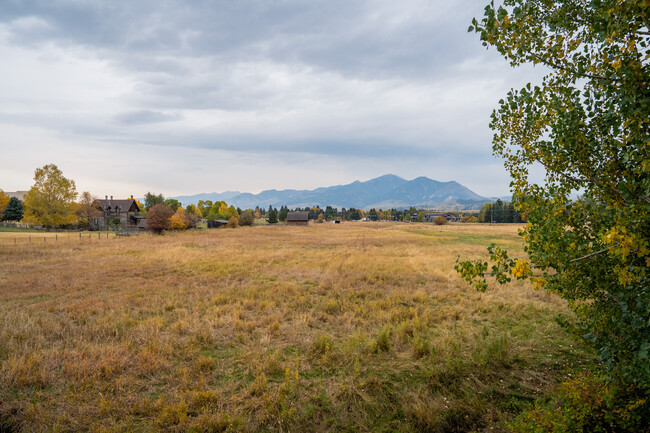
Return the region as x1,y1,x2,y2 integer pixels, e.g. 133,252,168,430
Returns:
0,0,546,198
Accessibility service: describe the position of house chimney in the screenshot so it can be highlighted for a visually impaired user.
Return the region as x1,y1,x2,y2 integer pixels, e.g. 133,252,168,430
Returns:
110,195,113,200
130,195,133,200
105,195,108,200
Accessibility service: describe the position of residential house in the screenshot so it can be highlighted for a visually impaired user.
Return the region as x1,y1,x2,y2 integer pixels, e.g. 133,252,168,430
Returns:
423,212,459,223
91,195,146,231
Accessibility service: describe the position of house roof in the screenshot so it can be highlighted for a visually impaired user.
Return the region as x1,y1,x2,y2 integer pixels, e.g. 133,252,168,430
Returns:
287,211,309,221
95,199,140,213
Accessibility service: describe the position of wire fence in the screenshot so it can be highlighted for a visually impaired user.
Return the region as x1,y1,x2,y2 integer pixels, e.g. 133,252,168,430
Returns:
0,230,142,247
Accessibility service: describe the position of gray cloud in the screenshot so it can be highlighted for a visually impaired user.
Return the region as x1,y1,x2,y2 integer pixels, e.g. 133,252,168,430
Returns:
112,110,182,125
0,0,543,197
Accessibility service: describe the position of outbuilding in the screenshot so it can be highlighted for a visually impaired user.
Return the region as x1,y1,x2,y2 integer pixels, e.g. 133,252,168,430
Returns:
207,220,229,228
286,211,309,226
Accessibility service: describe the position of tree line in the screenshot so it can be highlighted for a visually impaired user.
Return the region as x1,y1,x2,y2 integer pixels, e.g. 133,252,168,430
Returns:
477,199,523,223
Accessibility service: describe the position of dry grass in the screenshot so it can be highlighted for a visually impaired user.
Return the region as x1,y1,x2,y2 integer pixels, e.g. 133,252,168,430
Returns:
0,223,590,432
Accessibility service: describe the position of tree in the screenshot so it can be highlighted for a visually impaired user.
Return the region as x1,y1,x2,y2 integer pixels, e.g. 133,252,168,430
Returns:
164,198,181,211
169,208,189,230
185,204,200,216
0,189,9,215
146,204,174,234
316,213,325,223
461,213,478,223
278,206,288,222
267,208,278,224
77,191,101,228
197,200,212,217
23,164,78,228
239,209,255,226
458,0,649,404
368,208,378,221
433,216,448,225
3,197,23,221
144,192,164,210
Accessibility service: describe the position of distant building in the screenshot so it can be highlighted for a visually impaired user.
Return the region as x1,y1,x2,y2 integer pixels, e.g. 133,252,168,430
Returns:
5,191,28,201
207,220,229,228
423,212,458,223
91,195,146,231
286,211,309,226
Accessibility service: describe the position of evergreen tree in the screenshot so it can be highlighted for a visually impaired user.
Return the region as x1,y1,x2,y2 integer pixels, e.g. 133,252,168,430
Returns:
2,197,24,221
267,208,278,224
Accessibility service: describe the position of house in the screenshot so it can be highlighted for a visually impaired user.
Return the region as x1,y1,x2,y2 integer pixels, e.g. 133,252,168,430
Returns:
91,195,146,231
6,191,28,201
207,220,229,228
286,211,309,226
423,212,459,223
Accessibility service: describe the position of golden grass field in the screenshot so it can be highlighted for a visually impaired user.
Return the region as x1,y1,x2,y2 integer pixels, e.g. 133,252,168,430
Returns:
0,223,590,432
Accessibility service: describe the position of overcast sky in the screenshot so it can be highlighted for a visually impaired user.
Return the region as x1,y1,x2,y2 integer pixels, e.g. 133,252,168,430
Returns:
0,0,545,198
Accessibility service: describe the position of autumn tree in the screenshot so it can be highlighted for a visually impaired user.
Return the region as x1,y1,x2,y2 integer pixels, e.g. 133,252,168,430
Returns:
456,0,650,416
433,216,448,225
197,200,212,217
2,197,23,221
226,216,239,228
0,189,9,215
146,204,174,234
169,208,190,230
23,164,78,228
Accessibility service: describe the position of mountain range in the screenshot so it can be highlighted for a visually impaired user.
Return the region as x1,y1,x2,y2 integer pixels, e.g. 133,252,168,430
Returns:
171,174,497,210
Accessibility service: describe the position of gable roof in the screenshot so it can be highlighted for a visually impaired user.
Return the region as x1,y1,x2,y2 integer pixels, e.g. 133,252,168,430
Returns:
95,199,140,213
287,211,309,221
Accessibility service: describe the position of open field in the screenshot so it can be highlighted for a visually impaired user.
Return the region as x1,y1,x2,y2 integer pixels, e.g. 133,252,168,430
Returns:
0,223,591,432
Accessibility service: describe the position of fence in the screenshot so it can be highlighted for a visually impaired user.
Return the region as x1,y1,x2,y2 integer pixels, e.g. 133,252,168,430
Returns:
0,230,142,247
1,222,43,229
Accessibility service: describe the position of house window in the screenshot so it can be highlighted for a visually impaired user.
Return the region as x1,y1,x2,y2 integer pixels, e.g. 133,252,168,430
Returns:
116,208,120,216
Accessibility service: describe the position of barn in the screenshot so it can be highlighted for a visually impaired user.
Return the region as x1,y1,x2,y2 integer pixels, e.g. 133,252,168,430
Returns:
286,211,309,226
207,220,229,228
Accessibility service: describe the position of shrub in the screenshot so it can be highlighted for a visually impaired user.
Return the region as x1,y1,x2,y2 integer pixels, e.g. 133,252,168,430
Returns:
238,209,255,226
433,216,448,225
510,373,650,432
147,204,174,234
226,216,238,228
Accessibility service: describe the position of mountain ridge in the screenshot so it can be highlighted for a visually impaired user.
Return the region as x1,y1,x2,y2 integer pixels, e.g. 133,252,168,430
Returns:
171,174,492,210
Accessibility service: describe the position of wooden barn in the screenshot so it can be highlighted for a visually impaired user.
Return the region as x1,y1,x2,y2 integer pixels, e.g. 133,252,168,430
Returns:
207,220,229,228
286,211,309,226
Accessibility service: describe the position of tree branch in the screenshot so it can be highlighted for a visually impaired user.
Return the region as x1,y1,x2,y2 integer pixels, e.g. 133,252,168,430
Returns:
570,247,610,263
